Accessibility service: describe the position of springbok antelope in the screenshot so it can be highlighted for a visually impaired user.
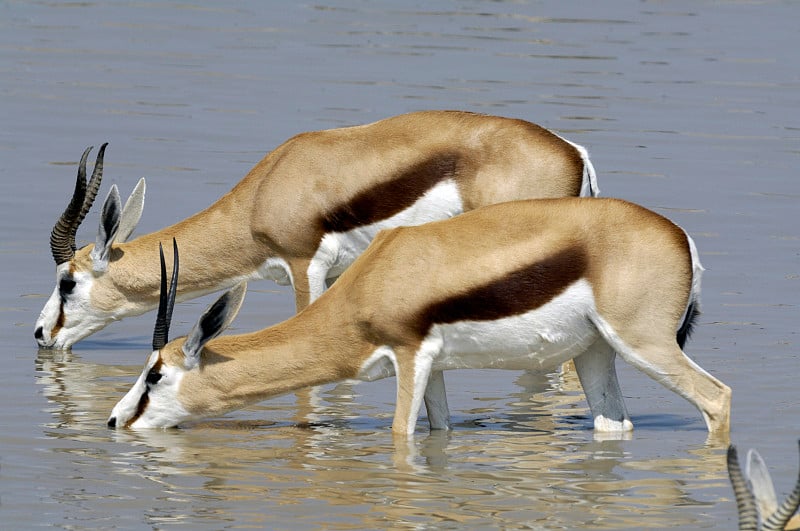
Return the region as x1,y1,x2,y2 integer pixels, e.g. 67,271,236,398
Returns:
728,442,800,530
34,110,598,350
108,197,731,438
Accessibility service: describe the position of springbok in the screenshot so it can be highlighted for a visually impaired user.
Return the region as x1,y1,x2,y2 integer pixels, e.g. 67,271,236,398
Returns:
728,442,800,530
108,197,731,439
34,110,598,350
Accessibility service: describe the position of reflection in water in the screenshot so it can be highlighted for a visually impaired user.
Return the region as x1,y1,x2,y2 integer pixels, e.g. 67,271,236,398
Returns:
35,351,731,529
11,2,796,527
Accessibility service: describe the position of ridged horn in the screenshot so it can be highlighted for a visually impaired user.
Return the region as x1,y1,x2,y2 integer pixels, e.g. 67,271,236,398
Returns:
728,445,758,531
72,142,108,250
152,238,179,351
50,146,91,265
762,440,800,531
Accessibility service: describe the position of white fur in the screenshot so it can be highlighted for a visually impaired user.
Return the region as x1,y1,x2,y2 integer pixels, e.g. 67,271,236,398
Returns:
406,335,446,434
108,351,159,425
594,415,634,432
307,179,463,301
34,263,71,348
257,256,293,287
357,280,623,435
551,136,599,198
35,267,114,349
355,280,598,380
109,351,190,429
430,280,597,372
686,231,704,305
357,346,398,382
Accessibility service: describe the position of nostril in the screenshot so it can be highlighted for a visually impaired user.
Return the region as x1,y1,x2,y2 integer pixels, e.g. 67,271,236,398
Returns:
107,417,117,428
34,327,44,340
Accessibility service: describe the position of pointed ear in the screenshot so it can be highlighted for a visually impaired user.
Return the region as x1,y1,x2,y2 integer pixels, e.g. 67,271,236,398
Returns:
746,449,778,518
90,185,121,272
116,178,146,243
182,282,247,370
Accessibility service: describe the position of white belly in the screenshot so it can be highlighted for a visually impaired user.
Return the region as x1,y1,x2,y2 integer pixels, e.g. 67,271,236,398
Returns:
431,279,598,372
357,280,598,380
311,179,464,281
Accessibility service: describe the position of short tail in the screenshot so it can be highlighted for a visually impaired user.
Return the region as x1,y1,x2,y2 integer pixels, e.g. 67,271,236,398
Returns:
549,133,599,197
677,299,699,349
579,149,600,197
568,141,599,197
677,232,705,349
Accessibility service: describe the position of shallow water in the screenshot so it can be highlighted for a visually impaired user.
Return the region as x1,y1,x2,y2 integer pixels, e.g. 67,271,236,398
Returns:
1,1,798,528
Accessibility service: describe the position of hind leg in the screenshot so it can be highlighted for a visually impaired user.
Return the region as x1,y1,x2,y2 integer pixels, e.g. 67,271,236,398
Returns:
423,370,451,430
573,338,633,432
598,322,731,435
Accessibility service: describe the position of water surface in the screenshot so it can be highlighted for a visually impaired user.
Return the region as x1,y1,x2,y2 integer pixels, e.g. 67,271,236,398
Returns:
1,1,798,528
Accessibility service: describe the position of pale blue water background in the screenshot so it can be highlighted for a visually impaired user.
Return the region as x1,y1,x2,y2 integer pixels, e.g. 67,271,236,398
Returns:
1,1,798,528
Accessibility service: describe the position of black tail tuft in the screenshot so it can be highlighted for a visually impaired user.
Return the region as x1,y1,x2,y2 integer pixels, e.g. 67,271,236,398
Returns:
677,300,700,349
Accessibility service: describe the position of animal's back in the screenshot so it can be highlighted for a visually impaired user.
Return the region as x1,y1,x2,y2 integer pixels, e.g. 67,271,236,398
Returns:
336,198,693,345
248,111,589,254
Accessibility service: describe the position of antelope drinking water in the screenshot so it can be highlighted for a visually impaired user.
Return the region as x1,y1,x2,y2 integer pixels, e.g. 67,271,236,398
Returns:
108,198,731,438
35,110,598,350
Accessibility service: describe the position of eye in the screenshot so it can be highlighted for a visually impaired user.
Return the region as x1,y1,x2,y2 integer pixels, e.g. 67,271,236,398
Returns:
145,368,163,386
59,277,76,296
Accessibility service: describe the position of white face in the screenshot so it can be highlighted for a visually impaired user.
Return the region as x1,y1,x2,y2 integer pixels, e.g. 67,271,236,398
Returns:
108,351,191,429
34,263,115,349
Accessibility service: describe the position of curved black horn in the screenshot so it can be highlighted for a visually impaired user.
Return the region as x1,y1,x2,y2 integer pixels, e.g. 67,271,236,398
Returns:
152,238,179,351
73,142,108,247
727,445,758,531
762,440,800,531
50,146,91,265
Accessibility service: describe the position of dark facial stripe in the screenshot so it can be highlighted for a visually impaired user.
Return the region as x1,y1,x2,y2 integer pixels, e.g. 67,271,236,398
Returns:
50,302,66,339
125,357,163,428
414,246,587,336
320,152,459,233
126,391,150,429
50,264,76,341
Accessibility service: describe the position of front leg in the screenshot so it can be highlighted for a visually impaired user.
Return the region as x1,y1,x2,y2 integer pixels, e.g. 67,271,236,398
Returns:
392,337,443,437
306,234,341,305
288,259,313,311
305,259,331,305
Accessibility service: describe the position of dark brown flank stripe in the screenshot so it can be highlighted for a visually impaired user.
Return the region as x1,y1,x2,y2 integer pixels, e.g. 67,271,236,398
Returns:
125,357,163,428
414,246,588,336
320,152,460,233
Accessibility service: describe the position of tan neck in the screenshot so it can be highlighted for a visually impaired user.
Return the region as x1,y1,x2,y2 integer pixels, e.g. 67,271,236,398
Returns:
176,303,367,417
102,186,271,309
